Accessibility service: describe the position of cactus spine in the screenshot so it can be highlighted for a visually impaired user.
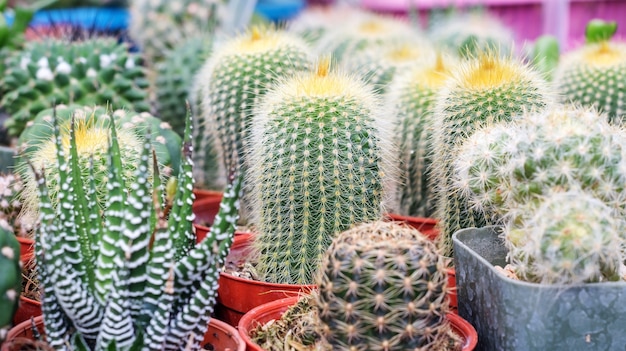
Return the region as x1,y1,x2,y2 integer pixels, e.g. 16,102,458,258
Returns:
0,222,20,343
316,221,455,350
431,52,550,256
248,59,397,285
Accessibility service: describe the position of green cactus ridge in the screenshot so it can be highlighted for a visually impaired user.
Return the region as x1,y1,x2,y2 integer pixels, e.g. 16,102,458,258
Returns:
554,41,626,124
1,38,150,138
431,53,550,256
316,221,455,350
0,222,21,343
505,191,624,285
248,62,398,285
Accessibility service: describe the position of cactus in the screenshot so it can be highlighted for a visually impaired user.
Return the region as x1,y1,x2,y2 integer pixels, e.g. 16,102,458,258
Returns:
0,221,21,344
247,58,398,285
195,26,312,198
16,104,181,234
0,173,33,238
431,52,550,256
0,37,150,138
553,20,626,124
316,221,456,350
504,191,624,285
31,106,242,350
387,54,457,218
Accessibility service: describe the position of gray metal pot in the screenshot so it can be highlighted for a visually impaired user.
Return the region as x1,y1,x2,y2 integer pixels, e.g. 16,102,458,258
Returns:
453,226,626,351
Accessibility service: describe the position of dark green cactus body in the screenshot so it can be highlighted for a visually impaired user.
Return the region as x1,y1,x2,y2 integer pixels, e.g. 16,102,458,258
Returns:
1,38,150,137
0,223,20,343
317,221,454,350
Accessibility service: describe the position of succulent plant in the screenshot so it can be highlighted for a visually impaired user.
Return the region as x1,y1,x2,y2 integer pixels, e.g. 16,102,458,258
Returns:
316,220,456,350
17,104,181,235
194,26,312,199
0,37,150,138
0,173,33,237
0,220,21,344
247,58,398,285
431,52,550,256
528,35,560,82
31,106,242,350
554,20,626,124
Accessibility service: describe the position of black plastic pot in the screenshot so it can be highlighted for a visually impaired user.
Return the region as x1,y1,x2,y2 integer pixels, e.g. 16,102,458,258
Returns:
453,226,626,351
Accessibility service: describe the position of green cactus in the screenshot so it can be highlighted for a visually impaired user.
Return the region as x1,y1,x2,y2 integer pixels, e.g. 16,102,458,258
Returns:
0,221,21,344
247,59,398,285
16,104,181,235
195,26,312,198
431,52,550,256
387,54,457,218
31,106,242,350
553,21,626,124
529,35,560,82
0,37,150,138
316,220,456,350
504,191,624,285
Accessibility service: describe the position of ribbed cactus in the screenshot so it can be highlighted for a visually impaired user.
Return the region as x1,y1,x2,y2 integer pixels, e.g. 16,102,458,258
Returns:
17,104,181,235
316,221,455,350
554,20,626,124
0,221,21,343
31,107,242,350
247,59,397,285
504,191,624,285
431,52,550,256
387,54,456,218
0,37,150,138
195,26,312,196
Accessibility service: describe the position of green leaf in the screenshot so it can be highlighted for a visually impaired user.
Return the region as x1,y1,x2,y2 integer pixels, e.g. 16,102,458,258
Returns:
585,19,617,44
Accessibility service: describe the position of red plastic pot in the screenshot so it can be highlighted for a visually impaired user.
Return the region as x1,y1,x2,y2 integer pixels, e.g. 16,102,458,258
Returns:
239,296,477,351
385,213,439,240
16,237,34,264
2,315,245,351
12,297,42,326
193,188,223,202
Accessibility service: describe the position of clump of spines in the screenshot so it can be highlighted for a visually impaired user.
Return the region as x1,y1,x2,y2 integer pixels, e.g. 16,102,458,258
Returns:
316,221,455,350
247,58,398,285
0,221,21,343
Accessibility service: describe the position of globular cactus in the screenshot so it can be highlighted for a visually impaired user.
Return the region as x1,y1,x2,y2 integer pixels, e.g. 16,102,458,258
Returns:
0,37,150,138
387,54,457,218
316,221,456,350
247,59,398,285
554,20,626,124
194,26,312,196
431,52,550,256
0,174,33,238
17,105,181,232
504,191,624,285
0,221,21,343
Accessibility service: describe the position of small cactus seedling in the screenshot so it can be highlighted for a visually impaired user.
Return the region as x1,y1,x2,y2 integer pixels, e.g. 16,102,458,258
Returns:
0,221,21,344
247,58,398,285
316,221,455,350
431,51,550,256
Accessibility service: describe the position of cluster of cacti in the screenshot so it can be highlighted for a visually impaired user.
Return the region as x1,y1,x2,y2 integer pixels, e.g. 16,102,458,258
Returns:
194,26,312,197
31,107,242,350
431,52,550,256
0,37,150,138
247,59,397,285
387,54,457,218
0,173,32,237
0,222,21,344
554,20,626,124
316,220,456,350
16,104,181,233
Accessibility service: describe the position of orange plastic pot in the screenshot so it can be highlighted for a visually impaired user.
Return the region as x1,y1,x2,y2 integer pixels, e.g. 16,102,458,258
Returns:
12,297,42,326
384,213,439,240
238,296,477,351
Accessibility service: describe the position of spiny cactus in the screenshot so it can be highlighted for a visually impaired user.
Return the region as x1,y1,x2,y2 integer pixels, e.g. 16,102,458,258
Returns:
17,105,181,235
0,221,21,344
431,52,550,256
387,54,457,218
247,58,398,285
31,106,242,350
504,191,624,285
0,37,150,138
554,20,626,124
195,26,312,197
316,221,456,350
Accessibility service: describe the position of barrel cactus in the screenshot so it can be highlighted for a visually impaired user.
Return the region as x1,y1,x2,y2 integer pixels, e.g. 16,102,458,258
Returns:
316,220,456,350
247,59,398,285
0,221,20,344
31,107,242,350
431,51,550,256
